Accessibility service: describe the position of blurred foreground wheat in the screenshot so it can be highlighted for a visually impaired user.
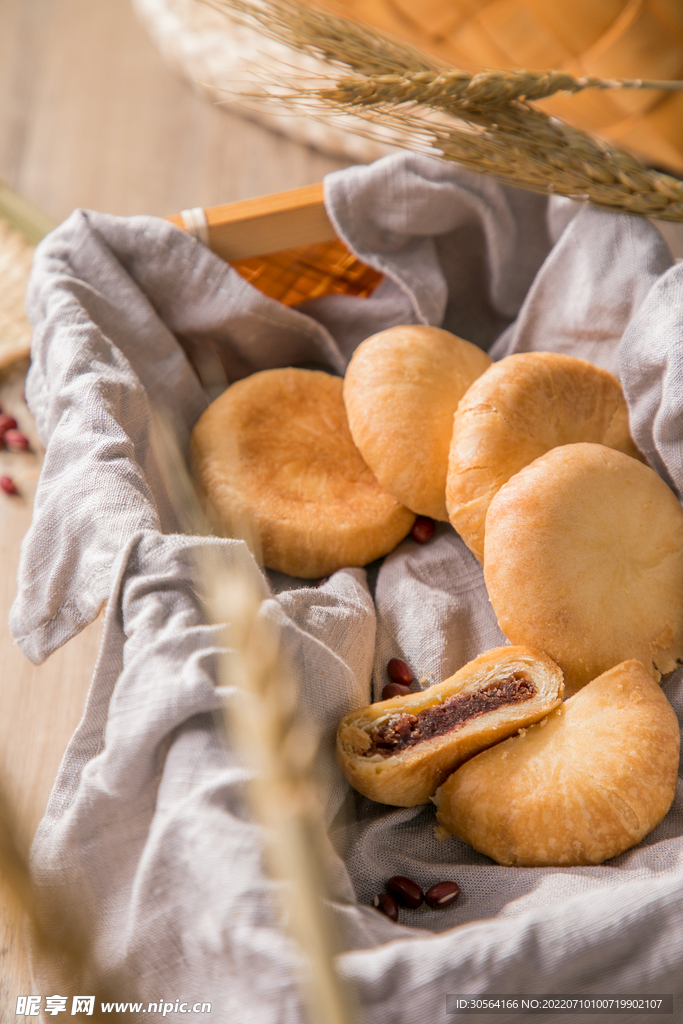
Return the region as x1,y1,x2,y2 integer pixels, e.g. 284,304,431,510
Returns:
157,403,355,1024
0,781,127,1022
207,0,683,220
0,403,353,1023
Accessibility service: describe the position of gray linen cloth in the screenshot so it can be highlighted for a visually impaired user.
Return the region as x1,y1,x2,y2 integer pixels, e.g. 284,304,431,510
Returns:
12,153,683,1023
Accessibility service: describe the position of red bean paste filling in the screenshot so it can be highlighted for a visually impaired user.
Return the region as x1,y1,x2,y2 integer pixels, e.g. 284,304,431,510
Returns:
364,675,535,757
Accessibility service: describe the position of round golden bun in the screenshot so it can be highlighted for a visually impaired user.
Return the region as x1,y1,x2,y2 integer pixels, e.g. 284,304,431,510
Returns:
336,646,563,807
190,367,415,578
343,325,491,521
446,351,642,561
484,443,683,691
434,660,680,866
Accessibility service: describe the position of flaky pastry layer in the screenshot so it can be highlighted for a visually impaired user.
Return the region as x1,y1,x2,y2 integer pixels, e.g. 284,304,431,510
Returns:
190,367,415,578
337,646,563,807
343,325,491,521
435,660,680,866
446,351,642,562
484,443,683,690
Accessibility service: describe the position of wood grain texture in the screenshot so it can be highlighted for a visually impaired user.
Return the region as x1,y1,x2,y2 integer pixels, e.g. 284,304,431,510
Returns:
168,183,336,260
0,0,349,224
0,0,349,1010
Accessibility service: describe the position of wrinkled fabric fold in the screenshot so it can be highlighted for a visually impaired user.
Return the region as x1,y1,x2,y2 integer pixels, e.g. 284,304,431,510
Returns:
16,153,683,1021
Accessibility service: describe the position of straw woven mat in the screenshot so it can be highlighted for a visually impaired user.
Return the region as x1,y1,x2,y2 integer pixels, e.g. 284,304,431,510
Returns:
0,217,33,372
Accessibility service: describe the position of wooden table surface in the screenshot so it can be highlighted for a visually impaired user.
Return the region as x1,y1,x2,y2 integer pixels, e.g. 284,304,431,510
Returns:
0,0,349,1012
3,3,683,1014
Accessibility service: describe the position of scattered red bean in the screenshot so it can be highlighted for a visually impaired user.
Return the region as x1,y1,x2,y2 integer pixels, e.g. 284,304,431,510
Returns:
381,682,412,701
0,414,17,435
315,577,329,589
373,892,399,922
0,476,17,495
3,429,30,451
387,658,413,686
411,516,436,543
386,876,423,910
425,881,461,908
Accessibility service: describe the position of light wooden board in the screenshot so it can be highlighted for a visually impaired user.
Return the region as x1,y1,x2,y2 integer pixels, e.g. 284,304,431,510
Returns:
0,0,349,225
0,361,105,1016
0,0,350,1010
168,183,336,261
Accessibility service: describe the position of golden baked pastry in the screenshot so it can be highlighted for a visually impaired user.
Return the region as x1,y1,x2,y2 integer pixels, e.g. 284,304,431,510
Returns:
446,351,642,561
336,646,563,807
484,443,683,691
190,367,415,578
343,325,491,521
434,660,680,866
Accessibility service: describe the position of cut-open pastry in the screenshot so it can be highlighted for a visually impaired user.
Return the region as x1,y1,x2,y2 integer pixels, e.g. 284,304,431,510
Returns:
446,351,642,561
484,442,683,691
336,646,563,807
343,325,491,521
434,660,680,866
190,367,415,578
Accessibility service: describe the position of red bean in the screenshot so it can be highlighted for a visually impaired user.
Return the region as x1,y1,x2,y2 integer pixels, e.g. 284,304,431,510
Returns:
411,516,435,543
314,577,329,589
381,682,411,701
425,881,461,908
373,892,399,922
0,476,17,495
0,414,17,434
387,658,413,686
386,876,423,910
3,429,29,451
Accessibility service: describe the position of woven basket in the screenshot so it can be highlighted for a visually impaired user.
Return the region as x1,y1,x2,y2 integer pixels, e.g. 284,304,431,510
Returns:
169,186,383,306
0,183,57,371
232,240,381,305
0,220,35,372
134,0,683,173
334,0,683,172
131,0,397,163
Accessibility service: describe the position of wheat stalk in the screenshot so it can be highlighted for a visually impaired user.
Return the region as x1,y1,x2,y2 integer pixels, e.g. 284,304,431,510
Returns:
206,0,683,221
1,403,354,1024
316,68,683,110
0,780,127,1022
154,410,354,1024
210,571,354,1024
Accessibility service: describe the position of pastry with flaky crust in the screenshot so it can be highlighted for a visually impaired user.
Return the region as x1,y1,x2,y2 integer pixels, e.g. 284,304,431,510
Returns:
336,646,563,807
434,660,680,866
446,351,642,561
484,442,683,691
343,325,491,521
190,367,415,578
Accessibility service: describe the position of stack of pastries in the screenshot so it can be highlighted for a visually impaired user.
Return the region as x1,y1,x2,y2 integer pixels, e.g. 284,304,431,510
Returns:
190,324,683,867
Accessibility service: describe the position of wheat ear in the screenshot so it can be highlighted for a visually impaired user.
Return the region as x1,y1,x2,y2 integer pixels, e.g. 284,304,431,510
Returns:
207,0,683,221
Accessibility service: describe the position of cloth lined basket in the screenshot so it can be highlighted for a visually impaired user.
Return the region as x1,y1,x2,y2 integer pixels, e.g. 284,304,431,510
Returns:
14,153,683,1022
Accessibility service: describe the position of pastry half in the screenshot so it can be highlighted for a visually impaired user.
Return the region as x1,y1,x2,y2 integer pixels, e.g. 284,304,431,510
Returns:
434,660,680,866
190,367,415,578
484,442,683,691
446,351,642,561
336,646,563,807
343,325,491,521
